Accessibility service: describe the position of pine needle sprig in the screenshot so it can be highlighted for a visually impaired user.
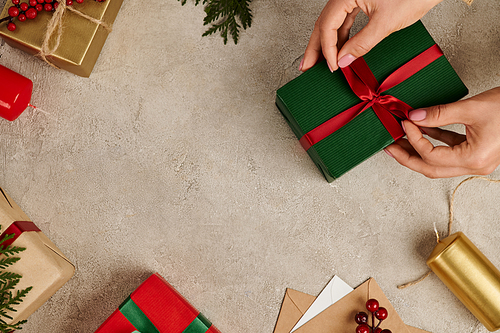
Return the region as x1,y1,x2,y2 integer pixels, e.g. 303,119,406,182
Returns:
178,0,252,44
0,226,31,332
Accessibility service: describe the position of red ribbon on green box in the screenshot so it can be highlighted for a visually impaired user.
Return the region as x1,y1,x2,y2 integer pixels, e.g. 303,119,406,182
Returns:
95,273,221,333
299,44,443,151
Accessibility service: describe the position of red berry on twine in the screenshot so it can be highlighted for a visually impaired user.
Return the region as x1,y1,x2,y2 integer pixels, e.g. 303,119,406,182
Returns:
6,22,16,31
355,299,392,333
375,307,388,321
355,312,369,325
356,324,370,333
8,6,19,17
366,299,379,313
0,0,106,31
26,7,37,19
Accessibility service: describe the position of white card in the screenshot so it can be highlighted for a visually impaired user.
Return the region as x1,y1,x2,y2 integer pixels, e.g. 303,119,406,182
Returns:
290,275,353,332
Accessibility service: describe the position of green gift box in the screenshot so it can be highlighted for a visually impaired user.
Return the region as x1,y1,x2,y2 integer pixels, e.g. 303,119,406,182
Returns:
276,21,468,182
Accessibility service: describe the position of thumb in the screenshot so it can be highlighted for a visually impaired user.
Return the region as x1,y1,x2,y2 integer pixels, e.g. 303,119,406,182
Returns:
337,17,392,68
408,100,470,127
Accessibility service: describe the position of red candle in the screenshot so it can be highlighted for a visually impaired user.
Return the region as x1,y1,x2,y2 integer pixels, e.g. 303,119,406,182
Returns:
0,65,33,121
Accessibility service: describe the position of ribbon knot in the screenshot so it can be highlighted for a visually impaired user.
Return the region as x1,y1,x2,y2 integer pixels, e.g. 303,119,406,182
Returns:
299,44,444,151
39,1,112,68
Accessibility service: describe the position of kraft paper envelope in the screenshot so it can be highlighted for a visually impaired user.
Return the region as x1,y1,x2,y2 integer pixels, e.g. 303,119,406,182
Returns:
274,278,431,333
291,275,353,332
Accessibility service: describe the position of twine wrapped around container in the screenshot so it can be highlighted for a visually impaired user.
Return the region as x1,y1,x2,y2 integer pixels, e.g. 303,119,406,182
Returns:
38,0,112,68
399,176,500,332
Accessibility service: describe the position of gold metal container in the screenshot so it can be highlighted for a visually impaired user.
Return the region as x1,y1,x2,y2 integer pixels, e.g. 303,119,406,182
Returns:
427,232,500,331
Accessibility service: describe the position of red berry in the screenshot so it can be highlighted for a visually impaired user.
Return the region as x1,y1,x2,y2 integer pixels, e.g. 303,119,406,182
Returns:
355,312,368,325
12,0,20,4
7,22,16,31
53,1,58,8
75,0,83,3
25,7,37,18
356,324,370,333
374,329,383,333
375,307,388,321
8,6,19,17
18,13,26,21
43,3,52,10
37,0,44,3
20,2,29,10
381,330,392,333
44,0,51,3
366,299,379,313
35,3,42,10
66,0,72,4
29,0,37,5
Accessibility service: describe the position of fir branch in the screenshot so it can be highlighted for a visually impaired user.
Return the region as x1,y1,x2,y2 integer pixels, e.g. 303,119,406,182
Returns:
0,226,31,332
0,257,20,270
0,272,22,282
179,0,252,44
0,245,26,257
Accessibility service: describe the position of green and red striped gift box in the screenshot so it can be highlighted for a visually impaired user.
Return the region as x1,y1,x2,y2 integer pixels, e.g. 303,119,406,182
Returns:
95,273,220,333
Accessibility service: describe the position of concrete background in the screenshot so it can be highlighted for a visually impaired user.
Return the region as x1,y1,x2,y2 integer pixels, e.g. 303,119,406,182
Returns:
0,0,500,332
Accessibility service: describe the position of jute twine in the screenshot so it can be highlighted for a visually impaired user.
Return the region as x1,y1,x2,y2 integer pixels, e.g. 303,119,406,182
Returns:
38,1,112,68
397,176,500,289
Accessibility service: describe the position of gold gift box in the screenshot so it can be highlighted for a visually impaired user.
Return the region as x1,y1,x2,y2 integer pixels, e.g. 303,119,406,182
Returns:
0,188,74,324
0,0,123,77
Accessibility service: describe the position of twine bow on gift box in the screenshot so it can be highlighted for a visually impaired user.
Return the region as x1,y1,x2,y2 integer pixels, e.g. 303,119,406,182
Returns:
39,0,112,68
299,44,444,151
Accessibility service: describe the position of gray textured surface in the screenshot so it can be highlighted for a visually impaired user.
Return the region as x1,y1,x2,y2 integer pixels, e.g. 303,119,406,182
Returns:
0,0,500,332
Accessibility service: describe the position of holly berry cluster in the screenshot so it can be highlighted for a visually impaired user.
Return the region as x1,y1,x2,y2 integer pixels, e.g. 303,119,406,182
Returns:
0,0,105,31
355,299,392,333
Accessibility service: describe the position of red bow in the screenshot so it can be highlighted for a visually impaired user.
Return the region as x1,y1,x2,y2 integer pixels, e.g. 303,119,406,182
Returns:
299,44,444,151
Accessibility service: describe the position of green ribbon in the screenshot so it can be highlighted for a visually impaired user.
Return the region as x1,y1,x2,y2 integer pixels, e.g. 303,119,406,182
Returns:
120,296,160,333
119,296,212,333
182,313,211,333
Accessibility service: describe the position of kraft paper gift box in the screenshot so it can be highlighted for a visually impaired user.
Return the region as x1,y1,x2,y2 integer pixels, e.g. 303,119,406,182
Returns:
0,187,74,324
0,0,123,77
276,21,468,182
274,278,431,333
95,273,221,333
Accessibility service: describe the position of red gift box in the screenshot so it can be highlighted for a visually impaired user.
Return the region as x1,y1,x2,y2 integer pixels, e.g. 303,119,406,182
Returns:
95,273,221,333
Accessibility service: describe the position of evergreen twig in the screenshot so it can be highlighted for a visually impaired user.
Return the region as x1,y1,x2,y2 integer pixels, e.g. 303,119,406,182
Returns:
179,0,252,44
0,226,31,332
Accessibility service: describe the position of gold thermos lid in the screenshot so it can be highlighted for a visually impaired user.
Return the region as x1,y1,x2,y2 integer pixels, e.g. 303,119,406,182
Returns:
427,231,500,331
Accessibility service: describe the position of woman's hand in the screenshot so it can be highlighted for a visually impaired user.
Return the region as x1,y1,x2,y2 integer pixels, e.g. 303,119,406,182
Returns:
300,0,442,72
384,88,500,178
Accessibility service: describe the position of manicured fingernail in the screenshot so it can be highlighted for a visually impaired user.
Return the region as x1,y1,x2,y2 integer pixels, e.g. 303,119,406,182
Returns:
299,58,304,71
401,121,406,133
384,149,394,158
409,109,427,121
327,61,334,72
338,54,356,68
